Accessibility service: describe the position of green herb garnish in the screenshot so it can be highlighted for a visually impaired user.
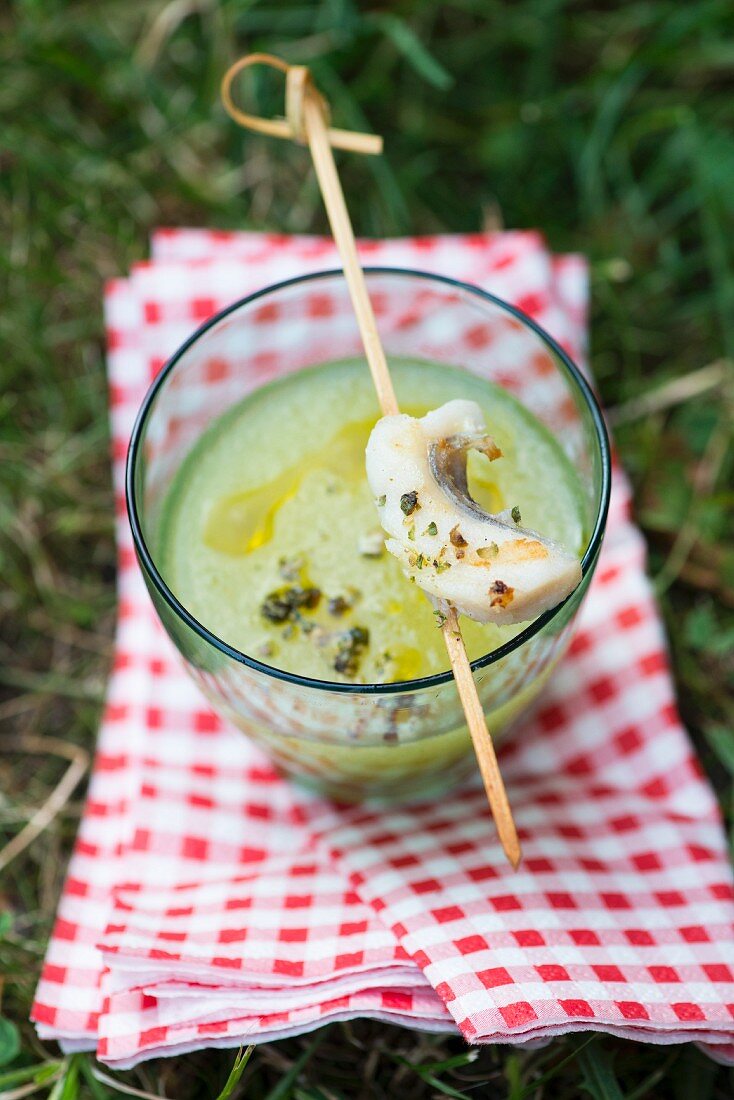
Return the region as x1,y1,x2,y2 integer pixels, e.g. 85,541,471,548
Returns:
511,505,522,524
333,625,370,677
400,491,419,515
424,521,438,536
260,585,321,624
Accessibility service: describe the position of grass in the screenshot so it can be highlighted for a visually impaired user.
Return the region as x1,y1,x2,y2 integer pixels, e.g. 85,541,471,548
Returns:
1,0,733,1095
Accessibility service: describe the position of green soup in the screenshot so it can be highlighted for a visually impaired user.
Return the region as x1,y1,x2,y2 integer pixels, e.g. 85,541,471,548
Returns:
158,358,585,684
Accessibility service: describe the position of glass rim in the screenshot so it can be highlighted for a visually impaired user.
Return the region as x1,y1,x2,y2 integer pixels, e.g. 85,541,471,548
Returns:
126,266,612,696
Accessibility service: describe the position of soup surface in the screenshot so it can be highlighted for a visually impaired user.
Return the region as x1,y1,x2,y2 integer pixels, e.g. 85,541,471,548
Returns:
158,358,586,683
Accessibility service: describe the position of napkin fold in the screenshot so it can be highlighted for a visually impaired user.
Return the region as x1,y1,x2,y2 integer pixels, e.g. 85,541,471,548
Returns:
33,230,734,1067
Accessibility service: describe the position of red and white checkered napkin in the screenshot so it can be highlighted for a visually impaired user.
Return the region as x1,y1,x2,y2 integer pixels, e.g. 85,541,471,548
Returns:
32,231,734,1067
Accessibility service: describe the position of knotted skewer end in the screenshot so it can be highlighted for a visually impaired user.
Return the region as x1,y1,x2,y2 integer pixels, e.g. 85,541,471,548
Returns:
221,52,383,156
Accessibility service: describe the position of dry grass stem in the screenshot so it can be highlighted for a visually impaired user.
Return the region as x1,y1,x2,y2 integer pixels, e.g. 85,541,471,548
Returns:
0,735,89,872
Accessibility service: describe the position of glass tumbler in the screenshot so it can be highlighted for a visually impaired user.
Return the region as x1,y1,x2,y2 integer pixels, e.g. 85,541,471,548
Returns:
127,269,610,801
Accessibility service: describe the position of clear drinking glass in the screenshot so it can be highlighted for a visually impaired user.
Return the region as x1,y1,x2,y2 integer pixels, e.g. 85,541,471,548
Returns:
127,270,610,801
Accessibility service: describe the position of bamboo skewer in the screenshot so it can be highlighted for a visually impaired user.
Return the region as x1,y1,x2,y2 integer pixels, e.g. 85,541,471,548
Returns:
441,607,521,868
221,55,522,869
301,92,399,418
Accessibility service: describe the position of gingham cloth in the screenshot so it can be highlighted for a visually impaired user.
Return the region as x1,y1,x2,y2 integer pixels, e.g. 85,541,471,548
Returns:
32,231,734,1067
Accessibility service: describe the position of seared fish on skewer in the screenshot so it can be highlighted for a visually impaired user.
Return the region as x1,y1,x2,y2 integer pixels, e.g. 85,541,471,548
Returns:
365,399,582,625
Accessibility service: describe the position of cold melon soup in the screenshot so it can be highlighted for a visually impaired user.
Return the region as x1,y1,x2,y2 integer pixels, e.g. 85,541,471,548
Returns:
155,357,586,797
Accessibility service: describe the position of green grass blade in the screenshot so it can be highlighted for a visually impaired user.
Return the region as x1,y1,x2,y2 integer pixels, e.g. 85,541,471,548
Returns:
264,1030,328,1100
213,1046,255,1100
79,1057,115,1100
705,724,734,776
417,1072,470,1099
367,14,454,89
0,1061,62,1090
0,1018,20,1068
519,1035,598,1099
47,1057,80,1100
578,1044,625,1100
